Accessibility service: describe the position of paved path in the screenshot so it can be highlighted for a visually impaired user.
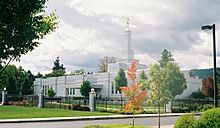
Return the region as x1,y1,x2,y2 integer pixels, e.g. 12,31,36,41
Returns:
0,114,200,128
0,116,180,128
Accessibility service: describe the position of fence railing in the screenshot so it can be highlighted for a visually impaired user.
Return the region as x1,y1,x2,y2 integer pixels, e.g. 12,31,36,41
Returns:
2,94,218,113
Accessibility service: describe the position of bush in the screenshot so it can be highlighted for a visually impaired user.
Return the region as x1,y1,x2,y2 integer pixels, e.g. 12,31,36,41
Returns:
190,89,205,99
172,108,190,113
174,114,196,128
84,125,103,128
195,108,220,128
62,104,90,111
96,108,158,115
200,104,213,111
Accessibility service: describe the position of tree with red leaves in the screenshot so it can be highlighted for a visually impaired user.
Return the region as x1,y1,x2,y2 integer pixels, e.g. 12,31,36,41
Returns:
120,61,147,127
202,77,214,98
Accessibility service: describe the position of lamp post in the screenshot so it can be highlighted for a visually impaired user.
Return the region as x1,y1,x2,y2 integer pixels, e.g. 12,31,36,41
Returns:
201,24,218,107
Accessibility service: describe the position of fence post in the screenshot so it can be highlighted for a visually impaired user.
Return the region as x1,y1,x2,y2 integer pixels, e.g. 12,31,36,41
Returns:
121,93,123,111
105,97,108,110
1,88,7,105
165,101,172,113
38,89,44,108
31,96,33,107
59,96,62,109
89,88,96,111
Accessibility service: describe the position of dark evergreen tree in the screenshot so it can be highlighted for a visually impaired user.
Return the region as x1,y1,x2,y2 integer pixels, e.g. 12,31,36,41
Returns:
158,49,187,98
115,68,128,93
138,70,148,90
45,57,66,77
163,62,187,97
35,72,43,78
52,57,65,71
158,49,174,68
0,65,34,95
80,80,91,97
48,87,56,98
139,70,147,81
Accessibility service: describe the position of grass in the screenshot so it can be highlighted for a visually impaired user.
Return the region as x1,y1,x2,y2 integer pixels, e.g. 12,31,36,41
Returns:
84,124,150,128
0,105,114,119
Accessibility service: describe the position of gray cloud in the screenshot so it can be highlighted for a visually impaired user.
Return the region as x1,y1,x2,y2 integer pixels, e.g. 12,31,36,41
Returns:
16,0,220,73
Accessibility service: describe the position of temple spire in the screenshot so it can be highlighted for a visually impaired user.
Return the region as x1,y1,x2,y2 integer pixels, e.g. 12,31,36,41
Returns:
121,17,134,62
125,17,130,30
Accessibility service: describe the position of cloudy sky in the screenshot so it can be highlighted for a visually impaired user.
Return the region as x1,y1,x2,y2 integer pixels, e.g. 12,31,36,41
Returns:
14,0,220,74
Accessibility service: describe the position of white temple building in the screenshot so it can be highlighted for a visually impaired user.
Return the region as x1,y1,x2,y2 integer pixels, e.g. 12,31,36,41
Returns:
33,22,202,99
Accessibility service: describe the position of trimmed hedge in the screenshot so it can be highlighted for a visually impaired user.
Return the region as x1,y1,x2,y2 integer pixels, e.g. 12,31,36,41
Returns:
195,108,220,128
97,108,158,115
174,108,220,128
63,104,90,111
174,114,196,128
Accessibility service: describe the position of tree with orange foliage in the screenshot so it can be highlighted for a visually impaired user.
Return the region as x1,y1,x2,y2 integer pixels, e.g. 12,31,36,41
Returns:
120,61,147,127
202,76,214,98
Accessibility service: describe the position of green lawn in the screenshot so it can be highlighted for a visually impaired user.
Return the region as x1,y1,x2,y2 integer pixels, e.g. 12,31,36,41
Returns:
84,124,150,128
0,105,114,119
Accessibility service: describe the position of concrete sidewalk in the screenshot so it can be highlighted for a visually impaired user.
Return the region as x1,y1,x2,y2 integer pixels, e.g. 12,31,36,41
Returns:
152,125,174,128
0,113,201,123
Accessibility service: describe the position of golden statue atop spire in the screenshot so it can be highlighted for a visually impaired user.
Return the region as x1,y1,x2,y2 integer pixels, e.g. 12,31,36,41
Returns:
124,17,130,30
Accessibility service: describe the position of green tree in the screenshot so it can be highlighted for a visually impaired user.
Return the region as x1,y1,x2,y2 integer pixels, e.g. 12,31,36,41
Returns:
190,89,205,99
138,70,148,90
0,65,34,95
48,87,56,98
115,68,127,93
0,0,58,72
80,80,91,97
51,57,66,76
22,70,35,94
163,62,187,97
45,57,66,77
158,49,174,68
47,87,56,108
139,70,147,80
147,64,172,128
158,49,186,98
52,57,66,71
35,72,43,78
147,64,172,106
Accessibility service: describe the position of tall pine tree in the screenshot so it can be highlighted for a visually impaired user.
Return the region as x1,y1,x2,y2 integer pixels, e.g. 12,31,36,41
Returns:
115,68,127,93
158,49,186,98
158,49,174,68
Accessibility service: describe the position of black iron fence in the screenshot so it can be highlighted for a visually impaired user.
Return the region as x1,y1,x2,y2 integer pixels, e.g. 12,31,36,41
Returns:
5,94,38,107
171,98,216,113
43,96,89,110
2,94,218,113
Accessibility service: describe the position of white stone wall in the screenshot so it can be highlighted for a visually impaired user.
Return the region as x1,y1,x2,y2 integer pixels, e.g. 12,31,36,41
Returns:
34,70,202,99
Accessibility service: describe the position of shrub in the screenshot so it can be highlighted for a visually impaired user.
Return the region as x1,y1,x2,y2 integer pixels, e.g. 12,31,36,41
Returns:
84,125,104,128
97,108,158,115
195,108,220,128
187,104,199,112
172,108,190,113
190,89,205,99
75,106,90,111
200,104,213,111
72,104,81,110
174,114,196,128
